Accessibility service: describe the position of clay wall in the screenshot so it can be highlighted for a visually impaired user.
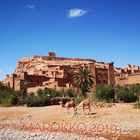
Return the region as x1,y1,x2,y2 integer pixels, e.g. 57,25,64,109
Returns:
116,73,140,86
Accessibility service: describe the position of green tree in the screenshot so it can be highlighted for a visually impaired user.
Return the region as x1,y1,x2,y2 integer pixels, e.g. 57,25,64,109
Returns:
73,67,94,97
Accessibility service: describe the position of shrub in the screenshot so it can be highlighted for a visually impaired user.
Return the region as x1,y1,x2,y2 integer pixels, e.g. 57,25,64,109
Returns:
10,94,19,105
26,92,51,107
115,86,137,103
65,88,77,98
0,82,16,106
26,88,78,107
10,91,27,106
94,84,115,102
130,84,140,101
41,88,63,98
0,98,12,107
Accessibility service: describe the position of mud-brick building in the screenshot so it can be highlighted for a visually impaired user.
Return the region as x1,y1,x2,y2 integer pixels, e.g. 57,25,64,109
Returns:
114,64,140,86
3,52,115,92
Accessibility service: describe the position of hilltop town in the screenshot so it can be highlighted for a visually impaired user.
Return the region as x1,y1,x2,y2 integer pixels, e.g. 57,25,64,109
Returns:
2,52,140,93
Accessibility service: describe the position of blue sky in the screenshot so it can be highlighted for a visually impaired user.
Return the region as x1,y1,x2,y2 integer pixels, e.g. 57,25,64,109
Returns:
0,0,140,80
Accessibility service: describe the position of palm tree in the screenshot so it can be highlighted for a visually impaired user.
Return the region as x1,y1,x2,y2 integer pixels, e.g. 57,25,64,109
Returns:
73,67,94,97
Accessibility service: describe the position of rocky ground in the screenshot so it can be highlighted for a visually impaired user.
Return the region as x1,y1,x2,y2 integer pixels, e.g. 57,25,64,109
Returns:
0,103,140,140
0,128,107,140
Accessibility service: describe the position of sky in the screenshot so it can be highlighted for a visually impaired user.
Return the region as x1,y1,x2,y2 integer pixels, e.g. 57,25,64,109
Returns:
0,0,140,80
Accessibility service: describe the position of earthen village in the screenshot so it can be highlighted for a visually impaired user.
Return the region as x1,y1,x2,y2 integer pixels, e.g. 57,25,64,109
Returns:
3,52,140,93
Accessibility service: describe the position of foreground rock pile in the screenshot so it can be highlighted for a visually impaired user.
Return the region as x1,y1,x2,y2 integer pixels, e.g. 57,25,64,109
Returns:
0,119,140,140
0,128,108,140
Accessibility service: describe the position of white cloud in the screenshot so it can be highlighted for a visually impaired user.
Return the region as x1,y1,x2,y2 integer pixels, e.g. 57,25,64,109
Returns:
24,5,36,10
0,69,2,74
68,8,87,18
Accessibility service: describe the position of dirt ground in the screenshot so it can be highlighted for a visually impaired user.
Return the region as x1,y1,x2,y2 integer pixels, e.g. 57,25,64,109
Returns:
0,103,140,139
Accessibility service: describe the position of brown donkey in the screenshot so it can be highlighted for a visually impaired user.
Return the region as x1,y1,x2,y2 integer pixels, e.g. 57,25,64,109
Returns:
76,99,91,115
